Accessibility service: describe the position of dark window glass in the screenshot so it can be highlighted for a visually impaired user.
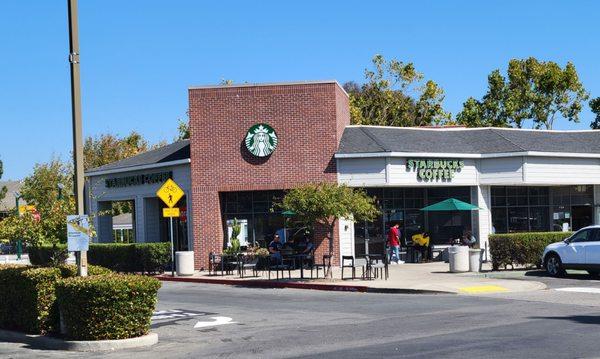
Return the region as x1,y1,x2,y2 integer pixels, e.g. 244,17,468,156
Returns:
529,207,550,232
571,185,593,206
492,208,507,234
508,207,529,232
570,229,590,243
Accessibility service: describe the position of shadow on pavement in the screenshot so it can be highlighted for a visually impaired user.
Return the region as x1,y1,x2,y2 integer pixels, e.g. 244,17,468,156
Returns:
530,315,600,325
524,270,600,281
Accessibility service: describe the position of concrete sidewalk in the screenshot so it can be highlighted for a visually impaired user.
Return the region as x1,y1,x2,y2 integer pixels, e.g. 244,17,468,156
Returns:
157,261,545,295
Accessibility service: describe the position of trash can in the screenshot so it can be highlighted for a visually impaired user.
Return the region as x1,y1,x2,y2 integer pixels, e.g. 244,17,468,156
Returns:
469,248,482,272
176,251,194,276
448,246,469,272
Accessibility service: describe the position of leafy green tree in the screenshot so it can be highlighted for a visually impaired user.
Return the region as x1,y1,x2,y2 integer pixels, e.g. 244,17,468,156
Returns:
590,97,600,129
0,212,45,246
279,183,379,274
177,119,190,140
345,54,450,127
83,131,150,170
457,58,589,129
0,159,7,203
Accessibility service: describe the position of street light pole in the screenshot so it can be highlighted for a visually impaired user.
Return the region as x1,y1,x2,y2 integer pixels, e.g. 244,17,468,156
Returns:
67,0,87,276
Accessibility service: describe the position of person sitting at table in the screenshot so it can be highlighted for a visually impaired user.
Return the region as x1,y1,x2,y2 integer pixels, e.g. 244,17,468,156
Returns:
412,231,431,261
268,234,283,264
461,228,477,247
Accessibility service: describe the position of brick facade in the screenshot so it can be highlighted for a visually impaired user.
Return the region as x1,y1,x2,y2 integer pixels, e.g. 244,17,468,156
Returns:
189,81,350,270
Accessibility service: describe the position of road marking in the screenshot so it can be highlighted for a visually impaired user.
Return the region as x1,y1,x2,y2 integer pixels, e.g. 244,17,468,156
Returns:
152,309,206,321
459,285,509,294
194,316,237,329
555,287,600,294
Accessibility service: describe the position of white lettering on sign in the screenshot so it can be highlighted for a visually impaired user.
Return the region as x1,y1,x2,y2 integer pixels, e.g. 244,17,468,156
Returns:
194,316,237,329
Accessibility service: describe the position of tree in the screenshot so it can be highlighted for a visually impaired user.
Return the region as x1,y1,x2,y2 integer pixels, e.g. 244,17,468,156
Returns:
83,131,150,170
279,183,379,275
590,97,600,129
345,54,450,127
457,58,589,129
177,119,190,140
0,159,7,204
18,159,75,243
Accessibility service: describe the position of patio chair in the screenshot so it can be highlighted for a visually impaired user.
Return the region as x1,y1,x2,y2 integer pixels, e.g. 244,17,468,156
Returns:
268,256,291,280
368,254,388,280
238,254,259,278
313,254,332,279
341,256,366,280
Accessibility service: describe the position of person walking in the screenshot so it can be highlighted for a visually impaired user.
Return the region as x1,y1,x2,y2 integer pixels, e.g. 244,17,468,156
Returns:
387,223,403,264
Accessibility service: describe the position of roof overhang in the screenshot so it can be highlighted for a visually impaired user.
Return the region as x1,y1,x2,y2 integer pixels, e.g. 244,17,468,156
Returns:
85,158,191,177
335,151,600,159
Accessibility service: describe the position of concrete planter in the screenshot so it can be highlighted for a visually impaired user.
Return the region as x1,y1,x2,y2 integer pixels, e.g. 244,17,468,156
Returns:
448,246,469,272
176,251,195,276
469,249,482,272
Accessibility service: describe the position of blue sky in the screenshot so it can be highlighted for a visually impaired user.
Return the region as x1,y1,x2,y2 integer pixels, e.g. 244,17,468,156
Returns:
1,0,599,180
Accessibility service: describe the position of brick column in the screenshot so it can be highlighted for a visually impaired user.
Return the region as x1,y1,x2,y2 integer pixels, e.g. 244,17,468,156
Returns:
193,190,222,270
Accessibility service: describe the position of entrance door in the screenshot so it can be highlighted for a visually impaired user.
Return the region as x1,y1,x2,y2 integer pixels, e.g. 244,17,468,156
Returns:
572,205,593,231
560,228,590,265
584,228,600,265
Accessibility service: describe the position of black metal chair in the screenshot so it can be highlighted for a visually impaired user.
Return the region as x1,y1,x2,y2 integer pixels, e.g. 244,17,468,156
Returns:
313,254,332,279
268,255,291,280
341,256,366,280
368,254,389,280
238,254,259,278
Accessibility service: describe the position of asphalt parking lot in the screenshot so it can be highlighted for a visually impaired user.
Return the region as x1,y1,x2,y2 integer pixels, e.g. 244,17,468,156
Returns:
4,278,600,358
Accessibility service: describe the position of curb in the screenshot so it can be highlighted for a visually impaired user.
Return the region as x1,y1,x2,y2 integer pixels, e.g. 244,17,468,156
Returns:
156,275,452,295
0,329,158,351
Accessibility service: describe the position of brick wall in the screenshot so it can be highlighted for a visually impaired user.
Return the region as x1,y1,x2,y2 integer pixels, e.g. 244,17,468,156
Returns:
189,81,349,269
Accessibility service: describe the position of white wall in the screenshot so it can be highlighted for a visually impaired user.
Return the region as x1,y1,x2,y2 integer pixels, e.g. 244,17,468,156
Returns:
524,157,600,185
479,157,524,185
338,218,355,259
337,158,386,186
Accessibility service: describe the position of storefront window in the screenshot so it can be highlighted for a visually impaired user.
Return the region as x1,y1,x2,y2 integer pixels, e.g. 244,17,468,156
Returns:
491,186,593,233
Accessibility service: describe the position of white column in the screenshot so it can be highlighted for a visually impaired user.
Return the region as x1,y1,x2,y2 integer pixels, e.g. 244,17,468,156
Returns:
471,185,492,259
338,218,355,259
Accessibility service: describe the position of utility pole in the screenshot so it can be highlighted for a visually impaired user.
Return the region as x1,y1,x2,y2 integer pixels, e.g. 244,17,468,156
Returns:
67,0,87,276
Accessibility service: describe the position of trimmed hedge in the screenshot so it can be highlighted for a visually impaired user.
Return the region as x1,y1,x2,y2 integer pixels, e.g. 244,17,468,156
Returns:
88,243,171,273
489,232,573,270
28,244,68,266
56,275,161,340
28,242,171,274
0,264,112,334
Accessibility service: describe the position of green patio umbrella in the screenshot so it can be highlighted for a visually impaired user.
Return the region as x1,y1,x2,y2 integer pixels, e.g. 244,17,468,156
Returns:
420,198,480,212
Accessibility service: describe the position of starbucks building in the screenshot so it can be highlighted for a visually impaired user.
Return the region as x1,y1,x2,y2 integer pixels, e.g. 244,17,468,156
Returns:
86,80,600,270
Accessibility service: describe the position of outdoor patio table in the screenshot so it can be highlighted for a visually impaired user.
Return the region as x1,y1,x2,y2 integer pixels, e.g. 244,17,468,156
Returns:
285,254,309,279
212,254,238,276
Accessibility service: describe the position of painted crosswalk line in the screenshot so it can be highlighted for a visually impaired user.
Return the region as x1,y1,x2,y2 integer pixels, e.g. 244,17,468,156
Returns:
555,287,600,294
194,316,237,329
459,285,509,294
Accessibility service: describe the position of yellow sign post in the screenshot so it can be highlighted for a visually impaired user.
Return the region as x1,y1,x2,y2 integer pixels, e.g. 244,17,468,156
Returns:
156,178,185,208
162,208,180,218
156,178,185,276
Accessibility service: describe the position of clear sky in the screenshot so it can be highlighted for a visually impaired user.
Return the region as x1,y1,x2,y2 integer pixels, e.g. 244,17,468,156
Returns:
1,0,599,180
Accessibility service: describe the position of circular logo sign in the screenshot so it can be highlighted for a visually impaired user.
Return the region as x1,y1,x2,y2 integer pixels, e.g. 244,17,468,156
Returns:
244,123,278,157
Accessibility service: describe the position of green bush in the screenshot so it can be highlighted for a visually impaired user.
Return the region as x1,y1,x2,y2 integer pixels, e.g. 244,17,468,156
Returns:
57,264,113,277
56,275,161,340
28,244,68,266
88,243,171,274
28,243,171,274
489,232,572,270
0,265,61,334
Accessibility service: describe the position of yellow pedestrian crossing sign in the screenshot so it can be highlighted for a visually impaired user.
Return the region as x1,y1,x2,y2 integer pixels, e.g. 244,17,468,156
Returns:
157,179,185,208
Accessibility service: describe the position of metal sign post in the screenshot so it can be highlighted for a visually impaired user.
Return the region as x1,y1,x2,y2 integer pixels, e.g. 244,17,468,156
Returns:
157,180,185,277
67,0,87,276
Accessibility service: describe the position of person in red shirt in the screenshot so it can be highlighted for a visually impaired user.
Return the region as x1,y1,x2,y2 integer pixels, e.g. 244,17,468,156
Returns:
387,223,403,264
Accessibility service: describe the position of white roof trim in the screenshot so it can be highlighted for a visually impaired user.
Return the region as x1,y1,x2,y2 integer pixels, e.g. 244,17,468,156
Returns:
85,159,191,177
189,80,348,97
335,151,600,159
345,125,600,133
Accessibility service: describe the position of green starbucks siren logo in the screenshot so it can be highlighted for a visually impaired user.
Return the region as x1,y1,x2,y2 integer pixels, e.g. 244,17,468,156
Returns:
245,123,278,157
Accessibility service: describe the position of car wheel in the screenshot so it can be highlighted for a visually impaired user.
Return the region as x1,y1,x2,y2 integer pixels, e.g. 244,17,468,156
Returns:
587,270,599,277
545,254,565,277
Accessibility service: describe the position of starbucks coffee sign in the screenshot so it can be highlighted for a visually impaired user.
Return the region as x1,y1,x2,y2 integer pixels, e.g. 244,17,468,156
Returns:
245,123,278,157
407,159,464,181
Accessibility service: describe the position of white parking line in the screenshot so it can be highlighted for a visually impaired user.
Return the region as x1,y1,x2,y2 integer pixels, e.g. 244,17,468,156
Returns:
555,287,600,294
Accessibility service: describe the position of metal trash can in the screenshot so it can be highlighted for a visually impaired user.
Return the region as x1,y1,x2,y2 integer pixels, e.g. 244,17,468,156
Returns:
176,251,195,276
469,248,482,272
448,246,469,272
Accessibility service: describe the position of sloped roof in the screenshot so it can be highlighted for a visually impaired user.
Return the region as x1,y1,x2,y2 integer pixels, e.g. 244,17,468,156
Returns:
86,140,190,174
337,126,600,155
0,181,25,212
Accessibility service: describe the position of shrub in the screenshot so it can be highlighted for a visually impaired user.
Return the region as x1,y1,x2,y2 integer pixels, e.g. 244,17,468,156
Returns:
88,243,171,274
57,264,113,277
489,232,573,270
56,275,161,340
28,244,68,266
0,265,61,334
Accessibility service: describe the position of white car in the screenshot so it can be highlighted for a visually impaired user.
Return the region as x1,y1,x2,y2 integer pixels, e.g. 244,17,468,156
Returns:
542,225,600,277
